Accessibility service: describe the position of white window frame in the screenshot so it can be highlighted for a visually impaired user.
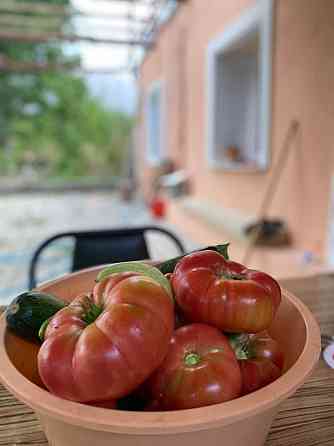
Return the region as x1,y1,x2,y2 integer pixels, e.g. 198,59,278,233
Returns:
206,0,273,170
145,80,165,166
327,175,334,266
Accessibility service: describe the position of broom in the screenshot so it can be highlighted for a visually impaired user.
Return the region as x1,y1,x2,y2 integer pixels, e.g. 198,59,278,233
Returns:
243,120,301,265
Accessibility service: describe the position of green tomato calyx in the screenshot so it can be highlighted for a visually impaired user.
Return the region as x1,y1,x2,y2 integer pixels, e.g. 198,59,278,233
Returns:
184,352,201,367
228,333,251,360
83,303,103,325
221,272,246,281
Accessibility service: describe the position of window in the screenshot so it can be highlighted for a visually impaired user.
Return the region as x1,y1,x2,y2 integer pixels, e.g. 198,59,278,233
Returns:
146,81,164,165
327,176,334,266
207,0,273,170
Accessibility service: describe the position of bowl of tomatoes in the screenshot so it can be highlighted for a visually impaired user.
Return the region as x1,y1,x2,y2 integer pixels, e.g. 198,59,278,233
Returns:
0,248,321,446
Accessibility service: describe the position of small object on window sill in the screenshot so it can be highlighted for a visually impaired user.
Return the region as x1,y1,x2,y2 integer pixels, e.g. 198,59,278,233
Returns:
214,159,262,172
224,145,244,163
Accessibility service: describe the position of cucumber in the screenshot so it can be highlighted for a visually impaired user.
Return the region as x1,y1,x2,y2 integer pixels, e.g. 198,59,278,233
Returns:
156,243,230,275
5,291,66,342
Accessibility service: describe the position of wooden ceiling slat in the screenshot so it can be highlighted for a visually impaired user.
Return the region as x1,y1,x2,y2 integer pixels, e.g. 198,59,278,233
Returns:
0,1,150,23
0,30,149,46
0,53,130,74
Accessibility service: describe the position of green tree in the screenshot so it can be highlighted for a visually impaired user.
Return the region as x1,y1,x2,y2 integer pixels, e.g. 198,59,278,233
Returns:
0,0,133,179
0,0,71,146
11,73,133,178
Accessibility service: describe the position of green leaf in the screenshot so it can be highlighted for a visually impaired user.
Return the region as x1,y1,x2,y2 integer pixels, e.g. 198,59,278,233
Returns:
38,318,51,342
209,243,230,260
157,243,230,275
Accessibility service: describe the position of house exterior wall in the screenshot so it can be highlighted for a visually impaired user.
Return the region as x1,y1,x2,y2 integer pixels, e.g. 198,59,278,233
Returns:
137,3,191,199
137,0,334,261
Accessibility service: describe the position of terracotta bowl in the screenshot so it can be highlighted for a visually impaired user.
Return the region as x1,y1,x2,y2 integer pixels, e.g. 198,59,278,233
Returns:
0,267,321,446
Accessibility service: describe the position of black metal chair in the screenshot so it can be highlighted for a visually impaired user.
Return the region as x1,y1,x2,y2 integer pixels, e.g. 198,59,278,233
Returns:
28,226,185,289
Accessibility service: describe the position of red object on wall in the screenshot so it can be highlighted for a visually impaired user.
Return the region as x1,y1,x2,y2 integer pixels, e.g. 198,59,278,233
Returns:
150,196,167,219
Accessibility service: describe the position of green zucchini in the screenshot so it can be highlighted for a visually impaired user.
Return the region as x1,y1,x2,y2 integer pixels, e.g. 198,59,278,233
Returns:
5,291,66,342
156,243,230,275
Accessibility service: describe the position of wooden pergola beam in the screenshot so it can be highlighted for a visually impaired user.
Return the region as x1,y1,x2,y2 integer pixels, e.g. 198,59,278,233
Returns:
0,0,68,15
0,54,130,74
0,14,64,30
139,0,162,45
0,30,149,46
89,0,155,4
0,65,130,75
0,54,76,72
0,1,150,23
0,20,143,35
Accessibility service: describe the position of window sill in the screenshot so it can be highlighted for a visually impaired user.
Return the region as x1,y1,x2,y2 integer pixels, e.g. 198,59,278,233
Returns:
208,160,269,174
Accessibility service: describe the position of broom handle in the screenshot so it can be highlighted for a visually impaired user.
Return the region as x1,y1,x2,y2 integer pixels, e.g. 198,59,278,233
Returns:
242,120,300,265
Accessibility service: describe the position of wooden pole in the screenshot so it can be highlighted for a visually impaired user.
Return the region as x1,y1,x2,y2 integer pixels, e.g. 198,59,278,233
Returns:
242,120,300,265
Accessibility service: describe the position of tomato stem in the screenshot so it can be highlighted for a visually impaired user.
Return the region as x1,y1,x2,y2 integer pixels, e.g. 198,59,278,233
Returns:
83,304,103,325
184,352,201,366
221,272,245,281
228,334,250,360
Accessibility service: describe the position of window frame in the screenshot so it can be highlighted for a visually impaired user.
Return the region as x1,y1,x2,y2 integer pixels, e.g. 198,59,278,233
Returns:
145,79,166,166
206,0,274,171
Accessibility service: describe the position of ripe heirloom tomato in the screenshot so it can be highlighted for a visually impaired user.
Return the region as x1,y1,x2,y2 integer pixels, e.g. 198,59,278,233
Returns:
38,272,174,403
172,250,281,333
147,323,242,410
228,331,284,395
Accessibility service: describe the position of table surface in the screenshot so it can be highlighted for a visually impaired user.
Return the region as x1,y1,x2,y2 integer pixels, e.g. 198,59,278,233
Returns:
1,273,334,446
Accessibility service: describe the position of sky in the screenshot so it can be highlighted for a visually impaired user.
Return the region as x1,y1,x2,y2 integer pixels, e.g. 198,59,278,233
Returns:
67,0,152,114
70,0,150,72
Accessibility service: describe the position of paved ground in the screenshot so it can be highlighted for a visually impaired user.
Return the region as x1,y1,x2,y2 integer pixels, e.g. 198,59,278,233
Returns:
1,192,195,305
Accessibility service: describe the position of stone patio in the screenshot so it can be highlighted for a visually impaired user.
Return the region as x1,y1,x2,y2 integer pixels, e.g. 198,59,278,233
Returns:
1,192,195,305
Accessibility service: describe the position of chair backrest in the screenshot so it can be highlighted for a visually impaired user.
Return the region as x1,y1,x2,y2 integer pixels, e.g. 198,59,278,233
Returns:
28,226,185,290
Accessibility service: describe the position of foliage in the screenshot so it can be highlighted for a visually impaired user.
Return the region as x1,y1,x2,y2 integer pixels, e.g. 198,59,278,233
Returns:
0,0,133,179
8,73,133,178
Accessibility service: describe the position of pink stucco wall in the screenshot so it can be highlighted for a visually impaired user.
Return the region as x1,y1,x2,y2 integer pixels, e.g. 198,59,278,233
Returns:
137,0,334,260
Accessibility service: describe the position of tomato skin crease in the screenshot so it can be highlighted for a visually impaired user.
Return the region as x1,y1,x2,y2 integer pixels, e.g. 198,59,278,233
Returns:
228,331,285,395
147,324,242,410
38,274,174,403
172,251,281,333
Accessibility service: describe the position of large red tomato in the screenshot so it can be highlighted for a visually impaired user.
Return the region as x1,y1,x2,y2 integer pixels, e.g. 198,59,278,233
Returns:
171,250,281,333
147,323,242,410
38,272,174,403
228,331,284,395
